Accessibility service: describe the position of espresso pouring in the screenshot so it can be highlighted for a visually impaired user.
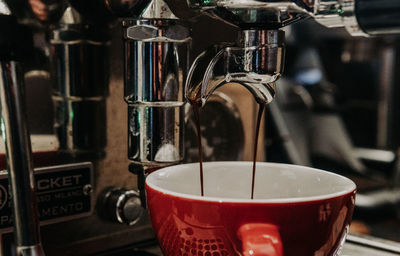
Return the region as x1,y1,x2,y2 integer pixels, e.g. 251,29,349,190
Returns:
190,98,265,199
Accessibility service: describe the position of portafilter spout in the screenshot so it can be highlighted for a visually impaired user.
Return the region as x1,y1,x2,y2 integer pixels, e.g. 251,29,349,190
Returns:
186,29,284,106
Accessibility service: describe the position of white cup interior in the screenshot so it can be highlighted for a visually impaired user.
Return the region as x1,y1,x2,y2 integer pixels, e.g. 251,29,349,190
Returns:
146,162,356,202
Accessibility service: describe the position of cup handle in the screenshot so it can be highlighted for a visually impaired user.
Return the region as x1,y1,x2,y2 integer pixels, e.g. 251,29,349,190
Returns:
237,223,283,256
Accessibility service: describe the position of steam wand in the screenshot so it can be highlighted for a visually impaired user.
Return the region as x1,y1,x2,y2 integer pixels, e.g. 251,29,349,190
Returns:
0,2,45,255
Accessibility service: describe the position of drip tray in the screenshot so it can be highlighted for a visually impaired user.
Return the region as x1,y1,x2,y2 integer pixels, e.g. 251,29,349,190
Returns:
342,234,400,256
93,240,162,256
96,235,400,256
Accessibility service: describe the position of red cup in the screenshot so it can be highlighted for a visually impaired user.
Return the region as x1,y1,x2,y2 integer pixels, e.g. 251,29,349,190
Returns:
146,162,356,256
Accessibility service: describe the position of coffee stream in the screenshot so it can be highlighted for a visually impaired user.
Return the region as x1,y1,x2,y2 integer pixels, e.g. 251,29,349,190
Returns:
251,103,265,199
191,99,265,199
192,104,204,197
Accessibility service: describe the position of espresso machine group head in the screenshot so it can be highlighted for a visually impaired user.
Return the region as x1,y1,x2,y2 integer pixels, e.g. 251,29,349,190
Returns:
186,0,400,35
185,0,400,106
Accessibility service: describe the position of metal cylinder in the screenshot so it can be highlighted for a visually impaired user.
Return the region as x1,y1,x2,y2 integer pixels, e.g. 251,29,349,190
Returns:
0,5,45,254
50,7,109,159
236,29,285,75
0,61,45,255
355,0,400,35
123,19,190,167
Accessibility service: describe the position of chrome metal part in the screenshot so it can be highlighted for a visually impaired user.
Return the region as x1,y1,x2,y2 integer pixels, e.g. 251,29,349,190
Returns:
56,6,81,25
123,16,190,167
0,61,45,256
188,0,311,29
314,0,367,36
0,0,10,15
102,188,144,225
187,0,367,36
50,6,109,159
16,245,46,256
125,20,189,42
0,3,45,254
342,241,400,256
346,234,400,254
141,0,179,19
186,29,284,106
377,45,396,148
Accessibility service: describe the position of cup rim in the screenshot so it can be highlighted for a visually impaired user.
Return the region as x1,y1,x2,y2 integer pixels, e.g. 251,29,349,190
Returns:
145,161,357,203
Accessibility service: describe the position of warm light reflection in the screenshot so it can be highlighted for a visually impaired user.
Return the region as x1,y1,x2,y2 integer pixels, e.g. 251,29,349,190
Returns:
0,2,11,15
28,0,49,21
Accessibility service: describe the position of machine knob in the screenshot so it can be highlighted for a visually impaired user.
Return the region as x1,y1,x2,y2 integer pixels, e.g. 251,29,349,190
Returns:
102,188,144,225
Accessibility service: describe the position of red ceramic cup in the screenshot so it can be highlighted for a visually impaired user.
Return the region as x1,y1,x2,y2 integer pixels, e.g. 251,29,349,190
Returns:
146,162,356,256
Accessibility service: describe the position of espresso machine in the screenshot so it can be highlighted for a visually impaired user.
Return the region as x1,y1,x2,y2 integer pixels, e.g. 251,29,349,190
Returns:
1,0,400,255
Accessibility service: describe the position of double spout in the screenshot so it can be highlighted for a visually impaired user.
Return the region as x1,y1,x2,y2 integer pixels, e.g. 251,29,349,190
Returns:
186,29,285,106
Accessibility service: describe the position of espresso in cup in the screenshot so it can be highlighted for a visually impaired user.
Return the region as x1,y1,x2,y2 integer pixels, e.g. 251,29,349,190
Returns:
146,162,356,256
